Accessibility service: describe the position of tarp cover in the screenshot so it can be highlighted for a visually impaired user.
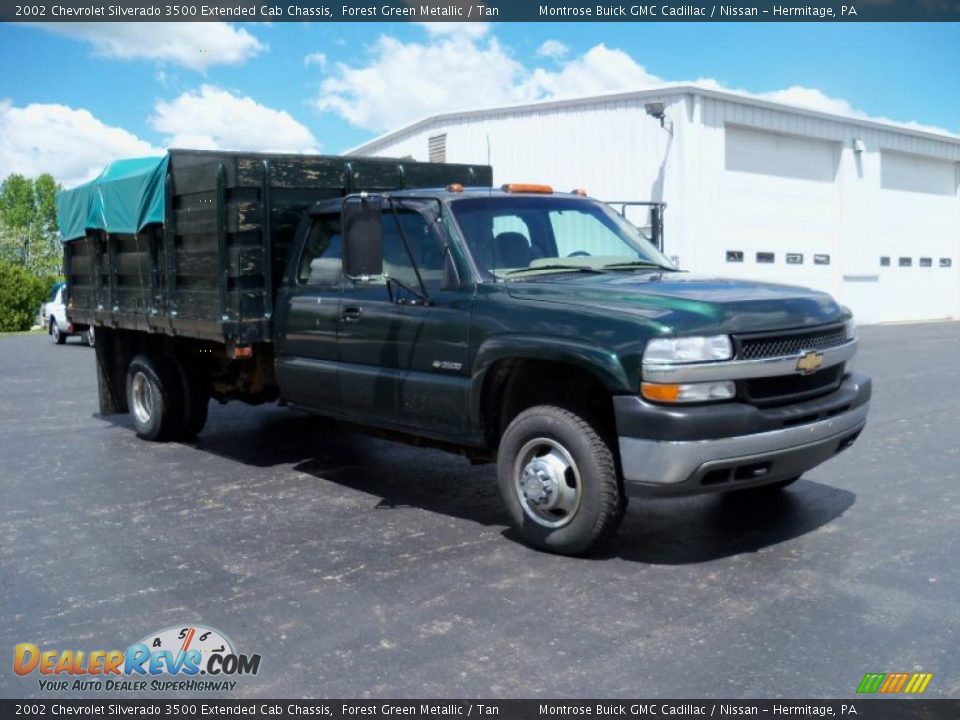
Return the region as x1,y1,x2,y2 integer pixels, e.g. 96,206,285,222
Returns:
56,155,169,242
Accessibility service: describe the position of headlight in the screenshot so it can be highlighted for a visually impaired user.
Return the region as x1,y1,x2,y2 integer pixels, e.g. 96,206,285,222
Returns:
843,317,857,341
644,335,733,364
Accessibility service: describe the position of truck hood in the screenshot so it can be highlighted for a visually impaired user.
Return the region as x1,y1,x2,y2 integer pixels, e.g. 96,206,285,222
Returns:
505,272,846,334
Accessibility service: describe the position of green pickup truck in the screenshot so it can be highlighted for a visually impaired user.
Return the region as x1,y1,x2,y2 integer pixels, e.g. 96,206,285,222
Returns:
58,150,870,555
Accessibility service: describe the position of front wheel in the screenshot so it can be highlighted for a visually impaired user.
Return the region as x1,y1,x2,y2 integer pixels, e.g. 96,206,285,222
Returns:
497,405,625,555
85,327,95,347
51,320,66,345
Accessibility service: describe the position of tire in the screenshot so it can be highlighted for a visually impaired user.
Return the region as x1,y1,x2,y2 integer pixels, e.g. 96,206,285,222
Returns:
51,319,66,345
85,327,95,347
166,353,210,438
126,354,184,441
497,405,625,556
735,475,801,494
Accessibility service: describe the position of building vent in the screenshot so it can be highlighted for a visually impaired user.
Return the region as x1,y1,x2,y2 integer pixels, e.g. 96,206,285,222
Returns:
428,134,447,163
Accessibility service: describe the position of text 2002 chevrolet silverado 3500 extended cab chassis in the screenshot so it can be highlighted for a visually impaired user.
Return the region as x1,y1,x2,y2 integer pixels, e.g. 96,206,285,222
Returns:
59,151,870,555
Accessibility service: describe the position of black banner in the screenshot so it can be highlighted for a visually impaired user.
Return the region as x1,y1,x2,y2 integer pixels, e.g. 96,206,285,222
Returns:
2,0,959,22
2,700,959,719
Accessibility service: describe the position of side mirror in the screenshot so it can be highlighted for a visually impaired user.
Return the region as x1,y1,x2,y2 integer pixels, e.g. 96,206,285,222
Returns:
649,206,663,252
342,196,383,278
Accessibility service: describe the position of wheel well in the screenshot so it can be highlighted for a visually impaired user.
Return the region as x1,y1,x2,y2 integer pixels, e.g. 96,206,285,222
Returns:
93,328,277,416
481,359,616,448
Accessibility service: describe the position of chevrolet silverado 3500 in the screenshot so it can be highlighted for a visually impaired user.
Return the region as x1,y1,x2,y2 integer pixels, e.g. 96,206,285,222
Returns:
57,150,870,555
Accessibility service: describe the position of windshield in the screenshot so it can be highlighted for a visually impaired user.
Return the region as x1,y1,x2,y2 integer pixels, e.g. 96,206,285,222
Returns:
448,195,674,279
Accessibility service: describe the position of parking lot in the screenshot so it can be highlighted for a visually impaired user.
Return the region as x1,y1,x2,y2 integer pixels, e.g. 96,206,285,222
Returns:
1,322,958,699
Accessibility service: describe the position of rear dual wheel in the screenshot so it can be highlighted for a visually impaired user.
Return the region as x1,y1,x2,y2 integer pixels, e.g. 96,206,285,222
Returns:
127,355,183,441
168,353,210,438
126,353,209,441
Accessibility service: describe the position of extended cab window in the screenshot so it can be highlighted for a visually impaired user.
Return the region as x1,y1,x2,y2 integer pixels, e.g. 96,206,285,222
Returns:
298,215,342,286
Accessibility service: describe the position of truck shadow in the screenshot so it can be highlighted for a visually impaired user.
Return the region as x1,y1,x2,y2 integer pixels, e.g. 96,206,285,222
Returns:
105,402,856,565
599,482,856,564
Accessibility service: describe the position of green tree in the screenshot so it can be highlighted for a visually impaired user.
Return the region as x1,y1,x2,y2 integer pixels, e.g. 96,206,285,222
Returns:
34,174,61,236
0,173,64,276
0,260,47,332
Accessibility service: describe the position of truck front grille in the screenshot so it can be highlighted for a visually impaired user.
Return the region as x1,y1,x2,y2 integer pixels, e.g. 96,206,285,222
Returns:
742,365,844,407
737,325,847,360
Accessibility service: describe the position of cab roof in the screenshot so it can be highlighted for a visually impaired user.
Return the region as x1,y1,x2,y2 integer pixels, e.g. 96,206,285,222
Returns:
306,187,588,214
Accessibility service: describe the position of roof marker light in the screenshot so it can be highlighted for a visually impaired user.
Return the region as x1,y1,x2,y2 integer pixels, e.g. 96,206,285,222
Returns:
501,183,553,194
571,188,589,197
446,183,464,193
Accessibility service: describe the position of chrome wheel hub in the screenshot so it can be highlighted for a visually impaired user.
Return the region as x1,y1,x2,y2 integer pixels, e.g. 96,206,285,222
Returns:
131,371,154,425
514,438,582,528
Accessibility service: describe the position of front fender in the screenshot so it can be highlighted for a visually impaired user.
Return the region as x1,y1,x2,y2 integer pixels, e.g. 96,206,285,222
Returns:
469,334,633,438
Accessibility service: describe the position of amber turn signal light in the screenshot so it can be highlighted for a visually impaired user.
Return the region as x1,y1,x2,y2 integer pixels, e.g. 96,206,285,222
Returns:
501,183,553,194
641,382,681,402
641,381,736,404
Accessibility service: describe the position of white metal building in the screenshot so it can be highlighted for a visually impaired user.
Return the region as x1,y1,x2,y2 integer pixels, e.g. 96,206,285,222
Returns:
348,85,960,324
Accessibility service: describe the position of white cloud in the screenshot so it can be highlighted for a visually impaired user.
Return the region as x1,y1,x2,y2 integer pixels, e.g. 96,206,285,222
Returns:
304,51,327,68
315,35,532,132
315,34,663,133
0,100,159,188
527,44,661,98
416,22,492,39
315,28,955,139
33,23,265,71
536,39,569,60
757,86,858,116
151,85,319,153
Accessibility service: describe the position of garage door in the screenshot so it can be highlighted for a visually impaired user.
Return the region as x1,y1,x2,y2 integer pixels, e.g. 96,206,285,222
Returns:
875,150,959,322
716,125,841,296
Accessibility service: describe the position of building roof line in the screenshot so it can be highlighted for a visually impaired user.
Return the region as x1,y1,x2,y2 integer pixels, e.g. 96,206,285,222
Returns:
346,83,960,155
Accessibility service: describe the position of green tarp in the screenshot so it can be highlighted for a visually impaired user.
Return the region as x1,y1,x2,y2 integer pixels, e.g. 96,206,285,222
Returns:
56,154,169,242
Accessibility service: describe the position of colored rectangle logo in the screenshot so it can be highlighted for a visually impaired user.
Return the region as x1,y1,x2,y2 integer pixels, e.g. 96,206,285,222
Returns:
857,672,933,694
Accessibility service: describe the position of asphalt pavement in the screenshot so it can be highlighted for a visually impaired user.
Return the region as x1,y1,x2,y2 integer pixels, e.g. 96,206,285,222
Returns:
1,323,958,699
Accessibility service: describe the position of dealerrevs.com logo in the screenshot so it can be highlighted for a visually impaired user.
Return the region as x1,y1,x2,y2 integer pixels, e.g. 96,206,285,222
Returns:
13,625,261,692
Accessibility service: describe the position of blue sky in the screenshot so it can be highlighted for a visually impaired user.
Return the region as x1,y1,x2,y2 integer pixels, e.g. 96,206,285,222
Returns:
0,21,957,186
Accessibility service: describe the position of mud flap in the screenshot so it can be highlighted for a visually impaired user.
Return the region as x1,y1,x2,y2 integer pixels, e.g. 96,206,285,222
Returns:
94,328,129,415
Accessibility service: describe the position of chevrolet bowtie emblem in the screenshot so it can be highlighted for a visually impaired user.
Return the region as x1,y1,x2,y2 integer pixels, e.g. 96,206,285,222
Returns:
796,350,824,374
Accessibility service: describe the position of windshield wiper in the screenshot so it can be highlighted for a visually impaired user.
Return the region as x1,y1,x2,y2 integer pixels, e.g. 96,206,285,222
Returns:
503,264,606,277
602,261,678,271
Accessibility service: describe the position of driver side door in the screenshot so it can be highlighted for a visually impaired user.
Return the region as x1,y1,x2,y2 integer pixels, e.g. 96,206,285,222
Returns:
337,203,472,436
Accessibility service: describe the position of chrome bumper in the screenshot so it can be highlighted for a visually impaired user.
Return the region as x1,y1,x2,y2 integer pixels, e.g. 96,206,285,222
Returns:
619,402,868,496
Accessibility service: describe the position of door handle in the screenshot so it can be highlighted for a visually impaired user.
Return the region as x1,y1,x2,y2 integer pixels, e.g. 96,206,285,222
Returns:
341,307,363,324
